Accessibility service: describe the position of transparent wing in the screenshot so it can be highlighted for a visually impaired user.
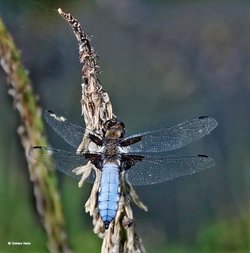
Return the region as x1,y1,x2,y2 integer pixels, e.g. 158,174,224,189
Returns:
125,154,215,185
124,116,218,153
29,146,96,182
44,110,85,148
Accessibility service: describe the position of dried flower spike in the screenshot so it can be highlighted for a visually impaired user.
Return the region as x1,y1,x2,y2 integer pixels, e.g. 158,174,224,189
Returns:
58,8,146,253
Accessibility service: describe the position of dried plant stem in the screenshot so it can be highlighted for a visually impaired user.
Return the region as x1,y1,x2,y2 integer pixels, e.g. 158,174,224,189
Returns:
58,8,146,253
0,18,72,253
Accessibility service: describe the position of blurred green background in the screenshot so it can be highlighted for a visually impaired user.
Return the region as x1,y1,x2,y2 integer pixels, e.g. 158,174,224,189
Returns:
0,0,250,252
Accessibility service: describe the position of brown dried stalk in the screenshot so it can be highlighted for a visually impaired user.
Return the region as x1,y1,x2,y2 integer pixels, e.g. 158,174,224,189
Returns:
0,18,72,253
58,8,147,253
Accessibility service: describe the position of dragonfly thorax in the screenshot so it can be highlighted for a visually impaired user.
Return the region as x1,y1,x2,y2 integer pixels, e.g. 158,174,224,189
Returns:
103,138,121,161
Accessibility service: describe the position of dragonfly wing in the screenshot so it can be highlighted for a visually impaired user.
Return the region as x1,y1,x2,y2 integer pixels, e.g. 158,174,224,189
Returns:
44,110,85,148
123,117,218,153
124,154,216,185
29,146,96,182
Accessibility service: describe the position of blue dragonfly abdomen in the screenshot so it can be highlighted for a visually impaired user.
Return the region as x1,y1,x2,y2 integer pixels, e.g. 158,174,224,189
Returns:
98,162,120,229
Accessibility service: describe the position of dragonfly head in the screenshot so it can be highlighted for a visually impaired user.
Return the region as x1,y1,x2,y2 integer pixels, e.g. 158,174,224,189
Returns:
103,118,125,139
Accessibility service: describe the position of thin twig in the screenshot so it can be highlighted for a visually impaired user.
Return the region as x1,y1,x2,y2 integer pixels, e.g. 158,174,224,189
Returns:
58,8,146,253
0,18,72,253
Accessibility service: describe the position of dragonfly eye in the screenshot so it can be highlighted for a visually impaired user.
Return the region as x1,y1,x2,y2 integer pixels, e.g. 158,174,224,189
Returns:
119,122,125,138
103,119,115,129
120,122,125,129
103,119,125,130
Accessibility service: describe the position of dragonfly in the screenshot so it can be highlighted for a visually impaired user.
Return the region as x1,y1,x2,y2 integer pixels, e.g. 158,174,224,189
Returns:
30,110,218,229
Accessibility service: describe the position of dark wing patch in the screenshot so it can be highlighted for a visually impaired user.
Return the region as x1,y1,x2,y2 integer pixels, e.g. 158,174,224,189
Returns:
120,136,142,147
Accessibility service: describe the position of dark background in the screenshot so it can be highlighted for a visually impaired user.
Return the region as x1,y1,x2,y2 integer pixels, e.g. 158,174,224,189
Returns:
0,1,250,252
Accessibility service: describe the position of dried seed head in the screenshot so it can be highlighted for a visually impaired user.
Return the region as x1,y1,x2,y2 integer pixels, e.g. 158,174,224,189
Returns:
58,7,146,252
